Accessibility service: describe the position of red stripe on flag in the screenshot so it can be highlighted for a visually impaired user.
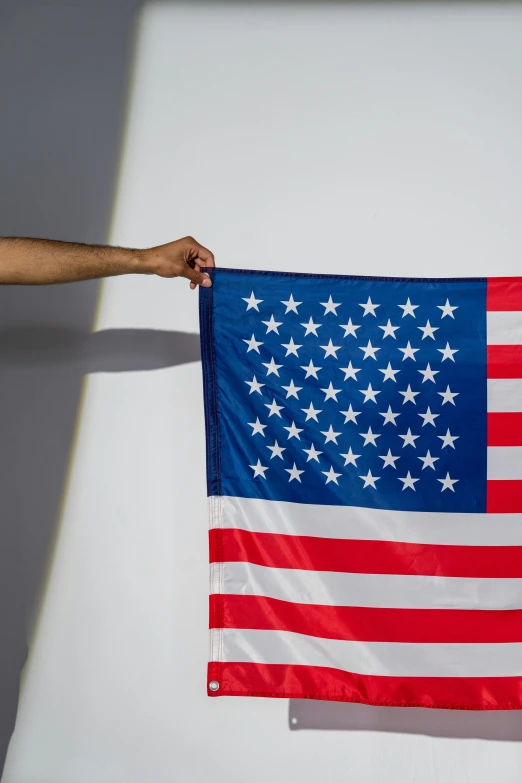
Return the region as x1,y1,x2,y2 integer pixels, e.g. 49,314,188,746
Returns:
488,345,522,379
208,662,522,709
488,413,522,446
487,480,522,513
488,278,522,312
210,528,522,578
211,594,522,644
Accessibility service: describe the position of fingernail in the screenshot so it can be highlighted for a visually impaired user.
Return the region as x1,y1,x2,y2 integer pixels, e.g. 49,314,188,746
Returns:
202,276,212,287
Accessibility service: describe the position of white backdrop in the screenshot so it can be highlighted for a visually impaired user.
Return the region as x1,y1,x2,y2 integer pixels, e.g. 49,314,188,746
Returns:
4,2,522,781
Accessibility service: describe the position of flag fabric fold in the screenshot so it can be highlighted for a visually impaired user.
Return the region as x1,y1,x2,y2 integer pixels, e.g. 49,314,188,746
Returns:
199,268,522,710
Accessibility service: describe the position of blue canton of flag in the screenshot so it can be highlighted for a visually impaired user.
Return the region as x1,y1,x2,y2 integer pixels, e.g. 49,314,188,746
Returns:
200,269,487,513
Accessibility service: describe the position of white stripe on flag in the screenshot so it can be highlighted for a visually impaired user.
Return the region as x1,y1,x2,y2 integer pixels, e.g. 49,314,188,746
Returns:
488,379,522,413
487,311,522,346
488,447,522,480
218,561,522,610
213,496,522,546
220,628,522,677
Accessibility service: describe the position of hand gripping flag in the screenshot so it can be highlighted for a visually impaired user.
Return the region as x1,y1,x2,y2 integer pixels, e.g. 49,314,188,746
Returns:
199,268,522,710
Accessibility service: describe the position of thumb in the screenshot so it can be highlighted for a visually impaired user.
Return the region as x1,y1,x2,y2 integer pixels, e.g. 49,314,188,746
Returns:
183,265,212,288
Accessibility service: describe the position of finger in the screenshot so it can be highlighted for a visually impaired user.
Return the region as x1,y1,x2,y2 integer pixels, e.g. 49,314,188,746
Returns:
183,264,212,288
192,241,215,268
187,261,199,290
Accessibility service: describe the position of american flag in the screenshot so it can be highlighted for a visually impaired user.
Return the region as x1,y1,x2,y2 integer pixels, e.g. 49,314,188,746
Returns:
199,268,522,710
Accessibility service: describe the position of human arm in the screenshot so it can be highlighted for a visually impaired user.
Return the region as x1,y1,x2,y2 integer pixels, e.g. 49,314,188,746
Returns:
0,236,214,287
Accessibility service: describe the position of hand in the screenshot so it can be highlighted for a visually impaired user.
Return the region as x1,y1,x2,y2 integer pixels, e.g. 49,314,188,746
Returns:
144,236,215,289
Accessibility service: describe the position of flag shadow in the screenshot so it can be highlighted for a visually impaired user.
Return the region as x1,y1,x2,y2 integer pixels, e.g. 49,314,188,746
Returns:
289,698,522,741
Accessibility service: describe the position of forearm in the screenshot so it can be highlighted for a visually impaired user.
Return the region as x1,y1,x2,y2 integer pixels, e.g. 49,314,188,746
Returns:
0,237,151,284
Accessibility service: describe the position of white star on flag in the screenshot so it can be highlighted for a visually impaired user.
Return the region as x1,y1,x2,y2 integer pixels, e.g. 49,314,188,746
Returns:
320,296,341,315
438,385,459,405
438,429,459,449
242,292,263,311
262,357,282,376
399,385,420,404
322,466,341,484
359,470,380,488
398,298,419,318
360,426,380,447
379,406,400,426
282,337,302,357
339,318,360,337
438,472,459,491
285,463,304,482
243,334,263,353
359,297,380,317
438,299,458,318
359,383,380,403
301,317,322,336
321,425,341,444
245,375,265,395
265,399,284,417
284,421,303,440
301,360,322,379
301,402,322,422
267,441,286,460
281,294,302,314
399,471,419,490
303,444,323,462
418,407,440,427
418,363,439,383
340,447,360,466
359,340,380,360
320,339,341,358
248,418,267,436
398,341,419,361
418,320,439,340
340,404,361,423
282,379,302,399
438,342,459,362
379,449,400,469
339,362,360,381
419,450,439,470
320,382,341,401
249,459,268,478
378,319,400,339
262,315,282,334
398,428,420,448
379,363,400,382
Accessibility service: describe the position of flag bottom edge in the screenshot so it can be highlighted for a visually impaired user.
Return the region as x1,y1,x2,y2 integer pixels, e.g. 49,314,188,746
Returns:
207,662,522,711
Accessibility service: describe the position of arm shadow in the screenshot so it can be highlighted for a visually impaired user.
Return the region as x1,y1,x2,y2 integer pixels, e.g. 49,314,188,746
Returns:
0,327,201,372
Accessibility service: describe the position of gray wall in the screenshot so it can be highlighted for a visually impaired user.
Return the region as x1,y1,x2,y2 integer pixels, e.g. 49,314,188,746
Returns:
0,0,142,774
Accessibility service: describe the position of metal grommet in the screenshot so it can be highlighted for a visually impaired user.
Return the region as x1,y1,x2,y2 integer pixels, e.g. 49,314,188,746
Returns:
209,680,220,692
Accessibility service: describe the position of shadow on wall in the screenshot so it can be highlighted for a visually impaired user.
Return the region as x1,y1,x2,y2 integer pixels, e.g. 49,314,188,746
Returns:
289,698,522,741
0,0,143,776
